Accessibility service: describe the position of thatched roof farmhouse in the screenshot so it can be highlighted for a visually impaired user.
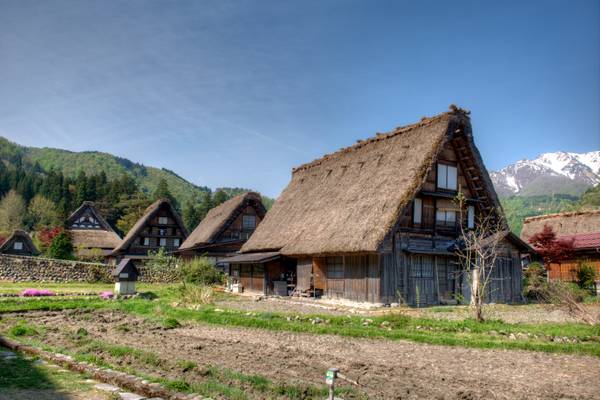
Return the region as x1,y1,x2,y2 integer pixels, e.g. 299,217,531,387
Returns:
67,201,122,259
110,198,188,262
0,230,39,256
226,106,532,306
178,192,266,263
521,210,600,285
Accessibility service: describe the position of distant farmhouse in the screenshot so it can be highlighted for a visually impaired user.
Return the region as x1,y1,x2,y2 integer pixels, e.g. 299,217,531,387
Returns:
226,106,533,306
521,210,600,288
66,201,122,260
0,230,39,256
109,198,188,263
177,192,266,264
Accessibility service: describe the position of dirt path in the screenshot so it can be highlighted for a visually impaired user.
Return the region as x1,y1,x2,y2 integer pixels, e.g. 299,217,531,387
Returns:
14,310,600,399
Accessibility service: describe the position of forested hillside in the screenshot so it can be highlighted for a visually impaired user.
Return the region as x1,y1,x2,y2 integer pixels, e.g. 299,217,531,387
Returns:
501,185,600,235
0,137,210,206
0,137,274,239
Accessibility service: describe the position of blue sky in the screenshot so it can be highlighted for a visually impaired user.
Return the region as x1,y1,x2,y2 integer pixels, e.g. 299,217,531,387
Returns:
0,0,598,197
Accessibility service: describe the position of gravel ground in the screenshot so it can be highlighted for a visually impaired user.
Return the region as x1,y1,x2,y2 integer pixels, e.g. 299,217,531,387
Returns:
10,310,600,400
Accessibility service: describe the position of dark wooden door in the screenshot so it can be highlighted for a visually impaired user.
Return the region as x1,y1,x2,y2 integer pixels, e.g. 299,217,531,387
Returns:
408,255,438,307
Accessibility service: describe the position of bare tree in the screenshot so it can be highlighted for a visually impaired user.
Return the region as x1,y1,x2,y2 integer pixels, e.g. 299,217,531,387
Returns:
454,192,506,322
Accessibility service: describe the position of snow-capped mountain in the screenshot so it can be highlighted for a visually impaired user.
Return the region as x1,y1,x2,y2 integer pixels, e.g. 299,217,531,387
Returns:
490,151,600,197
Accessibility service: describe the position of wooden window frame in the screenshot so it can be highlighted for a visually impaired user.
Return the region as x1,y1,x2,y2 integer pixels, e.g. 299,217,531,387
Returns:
436,163,458,192
242,215,257,230
413,198,422,225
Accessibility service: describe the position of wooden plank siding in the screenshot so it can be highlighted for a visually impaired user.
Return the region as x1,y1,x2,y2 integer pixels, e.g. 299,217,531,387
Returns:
321,255,381,302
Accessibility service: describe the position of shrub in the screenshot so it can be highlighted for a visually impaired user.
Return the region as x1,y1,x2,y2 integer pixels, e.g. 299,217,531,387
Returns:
48,231,74,260
523,262,546,299
180,257,224,286
576,262,597,295
180,284,213,305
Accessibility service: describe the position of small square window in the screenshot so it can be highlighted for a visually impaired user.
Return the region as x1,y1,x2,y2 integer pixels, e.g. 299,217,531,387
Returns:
159,238,167,247
14,241,23,250
158,216,168,225
173,238,180,247
242,215,256,230
143,237,150,246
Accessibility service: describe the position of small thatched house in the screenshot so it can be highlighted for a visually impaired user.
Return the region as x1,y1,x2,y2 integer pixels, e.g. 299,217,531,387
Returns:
109,198,188,263
0,230,39,256
177,192,266,263
67,201,122,260
521,210,600,287
227,106,532,306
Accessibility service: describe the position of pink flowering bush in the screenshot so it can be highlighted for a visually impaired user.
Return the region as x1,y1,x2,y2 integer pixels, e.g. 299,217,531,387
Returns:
21,289,55,297
100,291,114,299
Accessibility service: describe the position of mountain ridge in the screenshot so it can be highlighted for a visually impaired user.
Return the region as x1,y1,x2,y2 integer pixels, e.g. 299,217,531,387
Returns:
490,150,600,197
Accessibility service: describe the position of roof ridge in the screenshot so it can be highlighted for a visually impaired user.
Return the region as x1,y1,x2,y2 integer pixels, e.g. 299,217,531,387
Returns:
524,209,600,222
292,106,469,174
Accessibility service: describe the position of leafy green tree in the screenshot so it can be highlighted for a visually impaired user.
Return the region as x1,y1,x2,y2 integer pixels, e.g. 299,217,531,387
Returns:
26,195,61,230
578,184,600,209
48,231,74,260
212,189,228,207
153,178,178,208
0,190,26,232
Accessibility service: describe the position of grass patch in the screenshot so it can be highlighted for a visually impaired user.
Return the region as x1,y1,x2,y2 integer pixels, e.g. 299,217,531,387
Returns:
2,286,600,358
8,321,40,337
162,317,181,329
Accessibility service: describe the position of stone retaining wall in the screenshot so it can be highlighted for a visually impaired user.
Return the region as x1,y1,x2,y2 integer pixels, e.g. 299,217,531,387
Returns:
0,254,179,283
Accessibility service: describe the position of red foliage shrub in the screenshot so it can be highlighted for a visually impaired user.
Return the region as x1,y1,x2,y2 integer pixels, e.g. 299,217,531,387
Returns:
528,224,575,265
37,227,64,249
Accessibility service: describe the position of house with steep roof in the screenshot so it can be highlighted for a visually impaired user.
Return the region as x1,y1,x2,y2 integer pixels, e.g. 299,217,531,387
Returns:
521,210,600,289
177,192,266,263
66,201,122,260
226,106,532,305
109,198,188,263
0,230,39,256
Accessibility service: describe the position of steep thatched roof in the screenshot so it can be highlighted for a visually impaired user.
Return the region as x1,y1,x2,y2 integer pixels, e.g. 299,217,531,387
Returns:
0,230,39,255
71,230,122,251
111,198,188,254
521,210,600,243
67,202,121,251
179,192,266,251
242,106,497,256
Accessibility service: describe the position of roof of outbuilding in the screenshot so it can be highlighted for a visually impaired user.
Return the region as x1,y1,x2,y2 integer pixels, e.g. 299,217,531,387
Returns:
242,106,500,256
521,210,600,243
558,232,600,250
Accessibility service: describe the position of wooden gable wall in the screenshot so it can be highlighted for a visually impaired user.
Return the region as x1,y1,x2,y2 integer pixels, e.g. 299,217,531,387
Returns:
217,204,263,243
126,203,187,255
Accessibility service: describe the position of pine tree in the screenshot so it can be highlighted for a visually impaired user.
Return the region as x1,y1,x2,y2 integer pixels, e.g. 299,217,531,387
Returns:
197,191,213,221
153,178,177,207
183,200,201,231
48,231,74,260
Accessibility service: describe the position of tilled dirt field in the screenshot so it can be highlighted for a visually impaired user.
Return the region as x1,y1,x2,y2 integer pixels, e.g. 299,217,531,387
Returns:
8,310,600,400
